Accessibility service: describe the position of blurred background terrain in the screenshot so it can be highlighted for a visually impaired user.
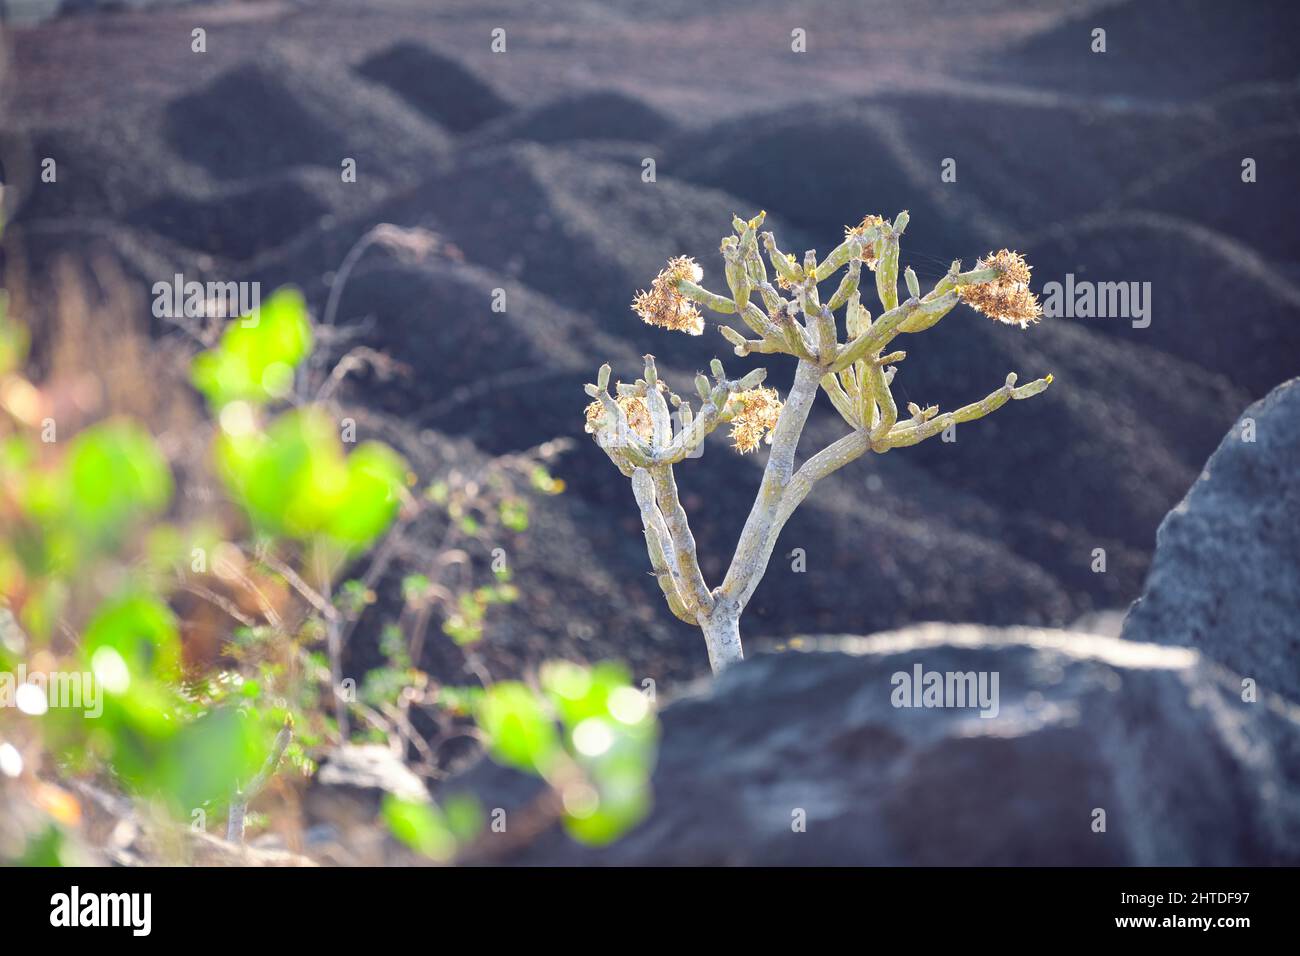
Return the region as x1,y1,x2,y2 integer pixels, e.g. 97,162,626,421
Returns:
2,0,1298,864
8,0,1297,685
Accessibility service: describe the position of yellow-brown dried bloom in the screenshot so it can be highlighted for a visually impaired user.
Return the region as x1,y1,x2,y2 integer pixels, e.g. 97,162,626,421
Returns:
631,256,705,335
583,398,607,434
584,391,655,442
726,386,783,454
619,395,654,440
957,249,1042,328
846,214,886,270
773,261,802,291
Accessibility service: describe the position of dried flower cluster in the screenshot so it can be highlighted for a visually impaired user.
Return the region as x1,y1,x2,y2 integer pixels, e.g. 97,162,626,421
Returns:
584,390,654,441
957,249,1042,327
726,386,782,453
631,256,705,335
845,214,886,270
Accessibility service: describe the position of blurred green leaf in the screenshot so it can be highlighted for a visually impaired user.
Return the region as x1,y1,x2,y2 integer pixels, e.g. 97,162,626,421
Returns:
336,579,374,616
539,661,657,846
191,287,312,408
379,624,410,669
474,681,560,775
561,770,651,846
541,661,642,729
324,442,406,548
50,420,173,551
437,685,484,715
15,824,65,867
382,795,457,862
82,592,180,681
216,407,343,537
441,794,484,843
499,498,529,532
156,706,266,814
401,574,430,607
0,433,33,476
14,579,67,642
58,677,179,786
216,408,404,552
528,465,564,495
361,666,414,708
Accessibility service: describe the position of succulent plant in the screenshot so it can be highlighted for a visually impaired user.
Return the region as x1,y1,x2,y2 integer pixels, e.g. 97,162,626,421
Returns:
584,211,1051,674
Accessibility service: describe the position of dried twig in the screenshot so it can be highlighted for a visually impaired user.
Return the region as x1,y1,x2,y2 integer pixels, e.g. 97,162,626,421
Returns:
226,718,293,844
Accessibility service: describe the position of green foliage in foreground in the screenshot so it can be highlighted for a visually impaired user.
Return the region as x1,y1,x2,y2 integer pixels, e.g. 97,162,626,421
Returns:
478,661,657,845
0,284,657,864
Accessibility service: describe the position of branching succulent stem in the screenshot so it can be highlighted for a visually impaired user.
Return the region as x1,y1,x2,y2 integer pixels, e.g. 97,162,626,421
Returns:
716,360,822,614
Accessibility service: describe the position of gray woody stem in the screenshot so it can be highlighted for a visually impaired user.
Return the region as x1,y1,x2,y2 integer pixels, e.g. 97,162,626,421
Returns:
700,610,743,675
715,360,823,621
227,721,293,845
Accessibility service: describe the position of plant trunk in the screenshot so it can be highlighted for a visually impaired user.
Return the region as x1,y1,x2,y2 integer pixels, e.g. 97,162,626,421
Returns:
701,610,743,675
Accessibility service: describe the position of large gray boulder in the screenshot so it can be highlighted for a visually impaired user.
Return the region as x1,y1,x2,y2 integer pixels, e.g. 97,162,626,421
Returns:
1122,378,1300,703
446,626,1300,865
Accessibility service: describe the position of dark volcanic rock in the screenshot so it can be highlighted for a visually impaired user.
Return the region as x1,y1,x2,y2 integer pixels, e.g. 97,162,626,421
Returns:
445,626,1300,865
1123,378,1300,703
2,112,188,225
1103,112,1300,262
663,99,975,253
4,218,221,311
356,143,816,374
874,91,1218,239
130,168,390,262
664,90,1232,247
5,117,394,266
974,0,1300,103
331,255,639,449
164,44,450,183
1031,213,1300,396
470,89,677,147
355,41,514,133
